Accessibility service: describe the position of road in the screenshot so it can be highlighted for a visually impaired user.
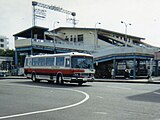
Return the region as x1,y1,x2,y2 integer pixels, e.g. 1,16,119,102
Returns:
0,79,160,120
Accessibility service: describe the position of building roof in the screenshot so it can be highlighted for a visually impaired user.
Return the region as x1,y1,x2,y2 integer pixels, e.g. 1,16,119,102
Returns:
55,27,145,40
13,26,145,41
13,26,49,39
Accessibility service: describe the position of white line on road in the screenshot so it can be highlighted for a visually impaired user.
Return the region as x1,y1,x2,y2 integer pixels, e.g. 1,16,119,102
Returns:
0,83,90,120
96,96,104,99
94,112,107,115
153,92,160,95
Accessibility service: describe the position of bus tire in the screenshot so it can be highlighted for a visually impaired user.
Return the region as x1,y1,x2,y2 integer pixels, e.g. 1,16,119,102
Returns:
78,82,83,86
56,74,64,84
32,73,39,82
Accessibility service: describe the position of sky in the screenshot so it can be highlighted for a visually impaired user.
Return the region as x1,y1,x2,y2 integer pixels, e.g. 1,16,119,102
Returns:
0,0,160,49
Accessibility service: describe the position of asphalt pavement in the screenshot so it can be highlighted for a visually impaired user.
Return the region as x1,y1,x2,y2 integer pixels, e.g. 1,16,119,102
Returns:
1,79,160,120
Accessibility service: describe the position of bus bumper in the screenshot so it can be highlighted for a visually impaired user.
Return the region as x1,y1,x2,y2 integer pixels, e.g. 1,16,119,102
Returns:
70,77,94,83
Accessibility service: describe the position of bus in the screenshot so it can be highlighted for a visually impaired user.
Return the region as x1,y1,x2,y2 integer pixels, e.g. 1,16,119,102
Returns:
24,52,95,85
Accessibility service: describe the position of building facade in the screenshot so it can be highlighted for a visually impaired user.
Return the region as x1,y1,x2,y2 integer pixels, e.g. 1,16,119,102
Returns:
0,35,9,50
14,26,160,79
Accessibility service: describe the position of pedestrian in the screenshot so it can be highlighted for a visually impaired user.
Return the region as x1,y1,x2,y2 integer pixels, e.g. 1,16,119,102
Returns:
111,69,114,79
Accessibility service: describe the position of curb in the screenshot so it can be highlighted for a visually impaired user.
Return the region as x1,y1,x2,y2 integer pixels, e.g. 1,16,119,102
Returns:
94,79,160,84
0,76,27,79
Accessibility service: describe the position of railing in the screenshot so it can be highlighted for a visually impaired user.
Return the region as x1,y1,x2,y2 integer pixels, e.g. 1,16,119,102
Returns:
15,38,95,51
15,38,32,47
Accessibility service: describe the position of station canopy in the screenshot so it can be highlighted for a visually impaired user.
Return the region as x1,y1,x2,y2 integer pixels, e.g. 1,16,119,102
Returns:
13,26,49,39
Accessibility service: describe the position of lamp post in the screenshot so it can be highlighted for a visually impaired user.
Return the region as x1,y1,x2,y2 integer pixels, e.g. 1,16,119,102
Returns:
148,58,153,82
95,22,101,49
121,21,131,47
53,21,59,53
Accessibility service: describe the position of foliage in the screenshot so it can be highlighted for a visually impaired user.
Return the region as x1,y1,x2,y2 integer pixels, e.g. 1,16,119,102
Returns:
0,49,15,57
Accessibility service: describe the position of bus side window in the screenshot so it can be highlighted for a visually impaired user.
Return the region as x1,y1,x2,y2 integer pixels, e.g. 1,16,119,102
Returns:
38,57,46,66
65,58,70,67
32,58,38,66
56,57,64,66
46,57,55,66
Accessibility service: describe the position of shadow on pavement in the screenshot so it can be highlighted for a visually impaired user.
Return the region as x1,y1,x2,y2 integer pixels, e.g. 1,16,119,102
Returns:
127,89,160,103
10,79,92,88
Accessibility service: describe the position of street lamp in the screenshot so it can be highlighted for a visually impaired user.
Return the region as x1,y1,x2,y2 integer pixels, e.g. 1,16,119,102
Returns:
53,21,60,53
121,21,131,47
95,22,101,49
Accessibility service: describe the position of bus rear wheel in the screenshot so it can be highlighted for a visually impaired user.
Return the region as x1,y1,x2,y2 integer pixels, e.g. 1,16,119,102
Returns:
32,74,40,82
78,82,83,86
56,75,64,84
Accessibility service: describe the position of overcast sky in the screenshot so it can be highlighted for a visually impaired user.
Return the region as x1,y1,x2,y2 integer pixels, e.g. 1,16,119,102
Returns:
0,0,160,49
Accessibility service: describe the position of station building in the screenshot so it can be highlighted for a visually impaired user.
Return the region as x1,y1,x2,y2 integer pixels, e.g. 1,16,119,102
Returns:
14,26,160,79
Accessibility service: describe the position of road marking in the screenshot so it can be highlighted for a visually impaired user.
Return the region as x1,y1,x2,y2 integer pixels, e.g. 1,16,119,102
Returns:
94,112,107,115
96,96,104,99
153,92,160,95
0,83,89,120
106,85,132,90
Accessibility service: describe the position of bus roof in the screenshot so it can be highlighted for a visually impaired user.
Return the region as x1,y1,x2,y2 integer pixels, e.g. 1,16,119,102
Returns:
26,52,93,58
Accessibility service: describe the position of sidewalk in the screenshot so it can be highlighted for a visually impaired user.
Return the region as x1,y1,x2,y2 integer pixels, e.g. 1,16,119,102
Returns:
0,75,27,79
95,77,160,84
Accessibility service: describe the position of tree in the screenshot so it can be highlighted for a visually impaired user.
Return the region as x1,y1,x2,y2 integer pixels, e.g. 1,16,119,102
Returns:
0,49,15,63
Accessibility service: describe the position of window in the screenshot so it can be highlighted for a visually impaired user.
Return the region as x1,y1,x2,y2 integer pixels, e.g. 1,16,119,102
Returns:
38,57,46,66
77,34,83,42
65,58,70,67
32,57,45,66
0,44,4,47
32,58,39,66
56,57,64,66
70,35,73,42
28,58,32,66
71,56,94,69
46,57,55,66
25,58,28,66
65,36,69,41
0,39,4,42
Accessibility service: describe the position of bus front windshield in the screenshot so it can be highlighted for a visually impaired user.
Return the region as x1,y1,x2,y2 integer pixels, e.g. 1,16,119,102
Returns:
71,56,94,69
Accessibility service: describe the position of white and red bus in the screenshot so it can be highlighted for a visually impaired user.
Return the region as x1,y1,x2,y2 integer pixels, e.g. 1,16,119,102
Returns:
24,52,95,85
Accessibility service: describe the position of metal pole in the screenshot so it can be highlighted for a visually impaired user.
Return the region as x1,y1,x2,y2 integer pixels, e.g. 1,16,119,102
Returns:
32,1,38,26
148,58,153,82
94,22,101,49
133,58,136,79
53,21,59,53
15,49,18,66
121,21,131,47
32,3,36,26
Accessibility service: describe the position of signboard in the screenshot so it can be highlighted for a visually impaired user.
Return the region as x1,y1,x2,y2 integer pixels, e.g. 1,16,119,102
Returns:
154,52,160,60
117,63,126,70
